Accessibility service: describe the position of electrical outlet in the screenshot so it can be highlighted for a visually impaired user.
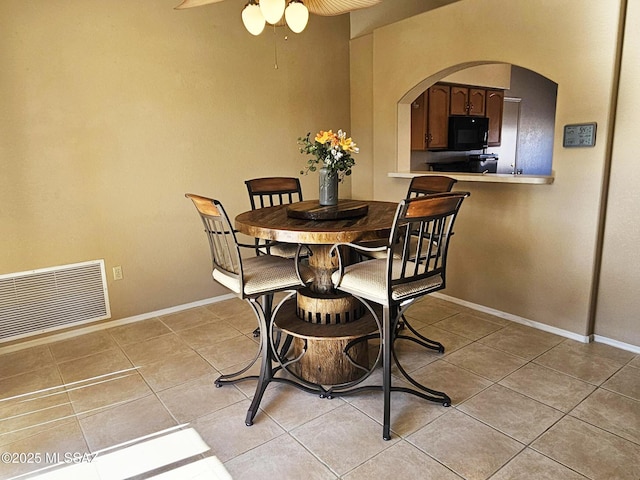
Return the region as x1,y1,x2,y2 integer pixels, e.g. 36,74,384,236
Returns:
113,265,123,281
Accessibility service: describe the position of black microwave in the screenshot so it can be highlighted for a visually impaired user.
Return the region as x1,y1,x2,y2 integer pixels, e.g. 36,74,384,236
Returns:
448,116,489,151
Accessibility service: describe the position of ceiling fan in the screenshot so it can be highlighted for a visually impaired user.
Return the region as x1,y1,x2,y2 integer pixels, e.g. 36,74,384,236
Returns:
175,0,382,35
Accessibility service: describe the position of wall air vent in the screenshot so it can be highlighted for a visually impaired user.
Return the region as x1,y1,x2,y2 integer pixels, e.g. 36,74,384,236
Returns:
0,260,111,343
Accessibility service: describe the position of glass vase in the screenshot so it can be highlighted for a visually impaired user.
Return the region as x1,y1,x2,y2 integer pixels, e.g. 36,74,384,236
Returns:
319,167,338,206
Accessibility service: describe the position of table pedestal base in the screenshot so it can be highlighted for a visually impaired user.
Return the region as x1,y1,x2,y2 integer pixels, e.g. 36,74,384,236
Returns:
290,337,368,385
296,287,363,324
275,299,378,385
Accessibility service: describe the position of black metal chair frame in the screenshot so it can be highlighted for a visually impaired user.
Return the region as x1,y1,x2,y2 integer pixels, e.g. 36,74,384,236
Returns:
331,192,470,440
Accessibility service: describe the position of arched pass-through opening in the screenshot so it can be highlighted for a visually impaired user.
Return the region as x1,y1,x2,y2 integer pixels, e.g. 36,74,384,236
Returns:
397,62,558,177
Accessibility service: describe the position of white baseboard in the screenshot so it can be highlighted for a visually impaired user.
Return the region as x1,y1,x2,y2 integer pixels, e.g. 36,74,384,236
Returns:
592,335,640,354
4,291,639,356
0,293,236,355
433,293,640,353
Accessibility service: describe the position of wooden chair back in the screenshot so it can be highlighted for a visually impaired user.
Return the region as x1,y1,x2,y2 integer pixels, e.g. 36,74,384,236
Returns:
245,177,303,209
407,175,457,198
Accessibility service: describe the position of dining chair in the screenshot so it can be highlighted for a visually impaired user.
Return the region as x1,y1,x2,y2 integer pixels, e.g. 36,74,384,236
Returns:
331,192,470,440
245,177,304,259
185,193,313,402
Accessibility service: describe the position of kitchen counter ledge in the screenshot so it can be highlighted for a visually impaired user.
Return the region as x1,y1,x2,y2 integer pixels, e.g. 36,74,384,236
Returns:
389,171,554,185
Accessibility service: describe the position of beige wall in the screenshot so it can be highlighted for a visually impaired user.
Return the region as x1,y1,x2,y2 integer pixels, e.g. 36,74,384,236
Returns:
351,0,636,344
0,0,350,321
596,0,640,346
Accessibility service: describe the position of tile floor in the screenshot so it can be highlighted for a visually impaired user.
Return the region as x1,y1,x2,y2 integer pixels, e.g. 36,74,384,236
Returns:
1,296,639,479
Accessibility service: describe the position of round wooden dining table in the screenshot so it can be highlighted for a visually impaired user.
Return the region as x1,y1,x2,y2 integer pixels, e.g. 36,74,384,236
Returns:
235,199,398,385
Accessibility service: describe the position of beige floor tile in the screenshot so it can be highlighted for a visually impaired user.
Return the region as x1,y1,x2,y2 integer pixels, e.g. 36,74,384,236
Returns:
108,318,172,346
444,343,528,381
160,306,220,331
0,345,54,379
415,324,474,355
197,334,260,371
391,333,442,374
534,343,624,385
562,339,636,364
193,399,285,463
570,388,640,444
458,384,563,444
602,364,640,400
224,433,337,480
531,416,640,480
217,358,262,397
490,448,588,480
0,365,64,400
406,360,492,405
291,403,399,475
477,325,564,360
137,349,216,392
49,331,119,363
66,371,152,416
0,389,75,447
629,355,640,368
157,374,246,423
432,313,505,341
403,299,461,326
259,383,346,431
57,347,133,384
0,419,89,479
346,379,450,438
221,312,263,336
499,363,595,412
78,394,177,452
119,333,193,366
408,409,523,480
175,320,243,351
344,440,463,479
206,298,254,322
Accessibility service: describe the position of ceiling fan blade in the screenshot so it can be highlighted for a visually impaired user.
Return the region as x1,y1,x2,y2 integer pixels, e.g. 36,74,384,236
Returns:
174,0,225,10
305,0,382,16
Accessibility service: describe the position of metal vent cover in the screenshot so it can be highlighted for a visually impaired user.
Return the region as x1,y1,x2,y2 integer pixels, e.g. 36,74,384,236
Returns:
0,260,111,343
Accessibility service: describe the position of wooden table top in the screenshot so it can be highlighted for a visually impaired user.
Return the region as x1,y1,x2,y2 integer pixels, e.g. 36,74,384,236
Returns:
235,200,398,244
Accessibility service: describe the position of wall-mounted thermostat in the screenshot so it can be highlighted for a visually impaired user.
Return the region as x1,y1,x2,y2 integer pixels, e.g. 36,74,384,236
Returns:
563,122,597,147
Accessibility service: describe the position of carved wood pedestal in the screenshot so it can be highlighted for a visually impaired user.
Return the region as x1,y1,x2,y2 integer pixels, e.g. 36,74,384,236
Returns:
275,299,378,385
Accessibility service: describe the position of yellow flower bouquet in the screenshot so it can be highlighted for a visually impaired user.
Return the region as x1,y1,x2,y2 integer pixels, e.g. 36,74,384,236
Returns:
298,129,359,181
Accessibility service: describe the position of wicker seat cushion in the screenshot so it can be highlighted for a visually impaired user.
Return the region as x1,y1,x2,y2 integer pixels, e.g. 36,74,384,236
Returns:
331,258,443,305
214,255,312,296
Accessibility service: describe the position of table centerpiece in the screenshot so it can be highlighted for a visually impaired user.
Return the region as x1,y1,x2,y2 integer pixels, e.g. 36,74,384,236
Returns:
298,129,358,206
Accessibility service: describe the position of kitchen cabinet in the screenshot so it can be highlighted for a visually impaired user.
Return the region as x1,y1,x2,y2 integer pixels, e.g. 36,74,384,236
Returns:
410,92,427,150
411,82,504,151
486,89,504,146
450,86,486,116
410,84,450,150
426,84,450,149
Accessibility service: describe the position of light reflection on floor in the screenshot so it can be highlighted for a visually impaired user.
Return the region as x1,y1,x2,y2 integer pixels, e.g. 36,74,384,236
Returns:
10,427,231,480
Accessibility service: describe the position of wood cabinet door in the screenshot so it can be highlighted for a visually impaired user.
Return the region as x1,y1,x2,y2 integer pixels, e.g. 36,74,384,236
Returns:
450,86,469,115
427,84,450,149
468,88,486,116
486,89,504,146
410,92,427,150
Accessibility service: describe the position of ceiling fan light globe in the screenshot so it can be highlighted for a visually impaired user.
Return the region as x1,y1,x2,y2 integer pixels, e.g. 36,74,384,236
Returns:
259,0,286,24
285,1,309,33
242,3,266,35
